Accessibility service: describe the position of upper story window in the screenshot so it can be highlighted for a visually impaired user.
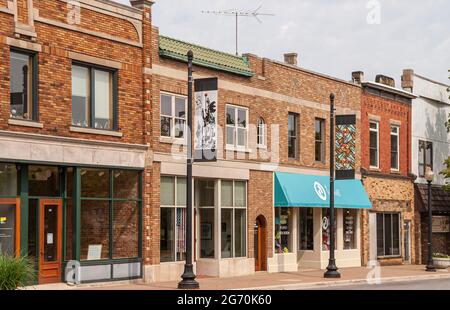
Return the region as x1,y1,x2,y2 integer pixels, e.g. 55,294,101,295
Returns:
72,64,117,130
288,113,298,159
369,121,379,168
160,93,187,139
257,117,266,148
226,105,248,148
315,118,325,162
390,125,400,171
418,140,433,177
10,50,37,121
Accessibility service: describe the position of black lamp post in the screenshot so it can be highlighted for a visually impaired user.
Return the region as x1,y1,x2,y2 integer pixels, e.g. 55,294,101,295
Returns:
178,50,200,289
324,93,341,279
425,166,436,272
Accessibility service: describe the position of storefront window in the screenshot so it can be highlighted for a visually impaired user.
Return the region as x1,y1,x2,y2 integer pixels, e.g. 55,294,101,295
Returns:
80,200,110,260
0,163,17,196
299,208,314,250
377,213,400,256
275,208,292,253
80,169,141,261
29,166,60,197
198,180,216,259
0,204,16,256
160,176,186,263
220,180,247,259
322,208,337,251
343,209,357,250
81,168,110,198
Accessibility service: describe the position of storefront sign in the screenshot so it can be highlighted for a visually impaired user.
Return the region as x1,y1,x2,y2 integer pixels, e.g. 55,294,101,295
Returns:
194,78,218,162
335,115,356,180
433,216,450,233
314,182,327,201
87,245,102,260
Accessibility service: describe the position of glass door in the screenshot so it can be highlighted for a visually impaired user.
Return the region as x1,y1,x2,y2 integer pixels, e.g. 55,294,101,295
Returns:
0,198,20,257
39,199,62,284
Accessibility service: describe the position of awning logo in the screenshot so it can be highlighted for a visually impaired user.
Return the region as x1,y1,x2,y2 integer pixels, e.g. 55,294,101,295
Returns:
314,182,327,201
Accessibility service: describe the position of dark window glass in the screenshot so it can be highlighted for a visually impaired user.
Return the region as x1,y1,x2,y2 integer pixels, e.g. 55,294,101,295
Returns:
80,168,109,198
200,208,215,258
315,118,324,162
234,209,246,258
299,208,314,250
80,200,110,261
28,166,60,197
113,170,139,199
221,209,233,258
376,214,384,256
10,51,34,120
370,122,379,167
112,201,139,259
391,126,399,170
288,113,298,159
0,163,17,196
0,204,16,256
72,65,90,127
28,199,38,262
160,207,175,262
418,140,433,177
377,213,400,257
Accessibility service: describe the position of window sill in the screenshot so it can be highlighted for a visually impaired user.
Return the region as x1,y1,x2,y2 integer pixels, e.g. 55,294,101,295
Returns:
257,144,267,150
159,136,187,145
8,119,43,128
225,145,252,153
369,167,380,172
69,126,123,137
377,255,402,259
390,169,401,174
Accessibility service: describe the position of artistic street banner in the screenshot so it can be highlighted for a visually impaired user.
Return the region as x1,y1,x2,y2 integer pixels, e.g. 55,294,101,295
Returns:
194,78,218,162
335,115,356,180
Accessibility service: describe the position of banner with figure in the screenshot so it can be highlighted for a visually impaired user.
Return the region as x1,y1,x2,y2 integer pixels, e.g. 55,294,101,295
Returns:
194,78,218,162
335,115,356,180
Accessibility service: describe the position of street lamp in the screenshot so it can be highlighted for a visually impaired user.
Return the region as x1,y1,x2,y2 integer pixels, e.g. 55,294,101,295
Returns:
324,93,341,279
178,50,200,289
425,166,436,272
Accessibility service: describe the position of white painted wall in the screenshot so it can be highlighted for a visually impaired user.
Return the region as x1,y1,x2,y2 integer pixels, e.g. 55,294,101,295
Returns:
409,75,450,185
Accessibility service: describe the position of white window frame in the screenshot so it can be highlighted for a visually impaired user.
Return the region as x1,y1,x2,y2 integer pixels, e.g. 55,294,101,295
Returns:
160,92,187,140
220,180,247,259
160,176,187,263
390,125,400,171
226,104,249,149
257,117,266,148
369,121,379,169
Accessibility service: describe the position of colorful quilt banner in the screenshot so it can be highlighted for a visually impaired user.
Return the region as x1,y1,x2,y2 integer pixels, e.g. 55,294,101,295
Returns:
335,115,356,180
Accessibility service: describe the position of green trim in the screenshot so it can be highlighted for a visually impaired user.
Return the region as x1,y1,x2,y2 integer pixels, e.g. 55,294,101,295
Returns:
138,171,143,259
19,165,29,257
61,168,67,263
109,172,113,260
77,257,141,266
0,159,144,171
159,35,254,77
73,168,81,261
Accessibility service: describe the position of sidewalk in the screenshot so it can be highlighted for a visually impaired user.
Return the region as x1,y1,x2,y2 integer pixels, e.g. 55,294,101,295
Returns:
25,264,450,290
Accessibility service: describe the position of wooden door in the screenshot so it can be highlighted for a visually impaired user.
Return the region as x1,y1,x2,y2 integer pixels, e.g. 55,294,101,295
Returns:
254,217,267,271
39,199,62,284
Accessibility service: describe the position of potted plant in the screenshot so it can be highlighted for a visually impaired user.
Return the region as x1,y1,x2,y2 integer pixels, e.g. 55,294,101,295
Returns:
0,255,35,290
433,253,450,269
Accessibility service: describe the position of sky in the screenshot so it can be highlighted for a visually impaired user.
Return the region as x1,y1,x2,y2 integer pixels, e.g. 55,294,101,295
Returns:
113,0,450,85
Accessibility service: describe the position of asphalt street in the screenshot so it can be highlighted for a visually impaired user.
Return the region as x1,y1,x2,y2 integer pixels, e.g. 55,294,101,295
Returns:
312,277,450,290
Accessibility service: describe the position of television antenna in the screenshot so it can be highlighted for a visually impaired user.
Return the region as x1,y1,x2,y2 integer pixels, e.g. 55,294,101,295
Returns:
201,5,274,56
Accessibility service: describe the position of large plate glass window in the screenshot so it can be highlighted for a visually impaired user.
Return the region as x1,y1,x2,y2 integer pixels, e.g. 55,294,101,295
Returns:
220,180,247,258
160,176,187,262
321,208,337,251
376,213,400,257
197,180,216,259
275,208,292,253
343,209,357,250
10,50,37,120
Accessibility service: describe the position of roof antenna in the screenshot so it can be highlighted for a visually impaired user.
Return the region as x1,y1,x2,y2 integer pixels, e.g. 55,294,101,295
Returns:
202,5,274,56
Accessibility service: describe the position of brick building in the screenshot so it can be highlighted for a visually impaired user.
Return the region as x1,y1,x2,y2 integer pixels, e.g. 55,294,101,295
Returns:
0,0,149,283
145,5,372,281
355,72,418,266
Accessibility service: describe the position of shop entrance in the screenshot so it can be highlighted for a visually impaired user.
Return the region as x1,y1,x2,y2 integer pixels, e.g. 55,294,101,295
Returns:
38,199,62,284
254,216,267,271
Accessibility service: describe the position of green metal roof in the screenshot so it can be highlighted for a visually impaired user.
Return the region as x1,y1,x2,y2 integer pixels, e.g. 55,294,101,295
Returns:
159,36,254,77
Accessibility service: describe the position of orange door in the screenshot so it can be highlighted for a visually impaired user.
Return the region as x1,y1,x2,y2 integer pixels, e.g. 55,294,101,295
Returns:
254,217,267,272
39,199,62,284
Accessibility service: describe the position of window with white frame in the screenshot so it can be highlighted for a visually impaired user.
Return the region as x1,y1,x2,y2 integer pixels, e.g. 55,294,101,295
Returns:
257,117,266,147
220,180,247,258
160,93,187,139
226,105,248,148
369,121,379,168
160,176,187,262
390,125,400,170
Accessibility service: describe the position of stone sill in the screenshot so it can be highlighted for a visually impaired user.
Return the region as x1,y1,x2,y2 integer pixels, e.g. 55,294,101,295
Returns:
70,126,123,137
225,145,253,153
9,119,44,128
159,136,187,145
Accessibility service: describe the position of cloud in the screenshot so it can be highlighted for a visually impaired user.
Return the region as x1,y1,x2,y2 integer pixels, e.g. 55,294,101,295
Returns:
112,0,449,85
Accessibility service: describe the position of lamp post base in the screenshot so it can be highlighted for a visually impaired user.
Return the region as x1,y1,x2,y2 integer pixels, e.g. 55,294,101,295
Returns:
178,264,199,289
324,259,341,279
426,264,436,272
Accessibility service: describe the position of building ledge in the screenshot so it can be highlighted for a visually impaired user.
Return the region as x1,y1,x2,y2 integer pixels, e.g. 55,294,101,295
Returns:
8,119,44,129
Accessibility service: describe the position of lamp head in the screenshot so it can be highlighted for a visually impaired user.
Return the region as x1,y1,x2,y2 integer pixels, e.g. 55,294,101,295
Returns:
425,166,434,183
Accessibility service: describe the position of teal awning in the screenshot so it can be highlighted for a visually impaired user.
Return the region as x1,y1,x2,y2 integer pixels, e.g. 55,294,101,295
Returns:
274,172,372,209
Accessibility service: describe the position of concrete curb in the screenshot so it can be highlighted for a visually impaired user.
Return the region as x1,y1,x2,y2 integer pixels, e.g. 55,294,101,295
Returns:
235,272,450,290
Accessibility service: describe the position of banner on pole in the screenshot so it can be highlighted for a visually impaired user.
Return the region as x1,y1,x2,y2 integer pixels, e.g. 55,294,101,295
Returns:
335,115,356,180
194,78,218,162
